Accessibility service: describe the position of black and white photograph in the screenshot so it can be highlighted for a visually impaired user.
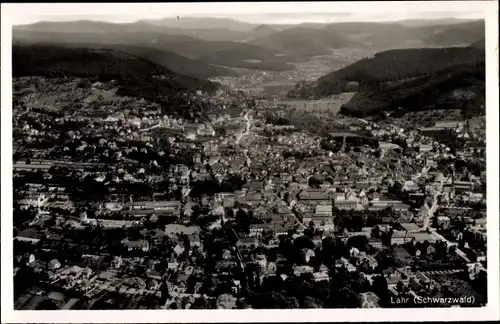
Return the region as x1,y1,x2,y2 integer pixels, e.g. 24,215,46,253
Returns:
1,1,499,322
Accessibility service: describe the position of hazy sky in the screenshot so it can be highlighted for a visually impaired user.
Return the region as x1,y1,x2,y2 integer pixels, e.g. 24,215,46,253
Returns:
2,1,486,25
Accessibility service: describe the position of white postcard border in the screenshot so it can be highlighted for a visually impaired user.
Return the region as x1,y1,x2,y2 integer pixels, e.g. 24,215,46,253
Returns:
2,1,499,322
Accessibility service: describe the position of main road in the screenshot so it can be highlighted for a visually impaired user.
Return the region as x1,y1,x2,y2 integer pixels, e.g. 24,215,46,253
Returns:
421,176,460,250
422,176,446,231
236,110,251,144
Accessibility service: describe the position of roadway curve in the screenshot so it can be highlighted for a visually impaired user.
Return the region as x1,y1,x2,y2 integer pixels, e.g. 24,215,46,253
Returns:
236,111,251,144
422,177,446,231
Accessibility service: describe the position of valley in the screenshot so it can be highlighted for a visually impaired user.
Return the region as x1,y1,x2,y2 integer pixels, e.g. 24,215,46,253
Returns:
9,12,489,312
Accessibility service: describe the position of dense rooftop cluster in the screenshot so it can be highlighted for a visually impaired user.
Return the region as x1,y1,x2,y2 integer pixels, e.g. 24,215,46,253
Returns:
13,75,487,310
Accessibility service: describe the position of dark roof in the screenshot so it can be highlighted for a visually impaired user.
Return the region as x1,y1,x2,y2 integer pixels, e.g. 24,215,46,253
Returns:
300,190,330,200
394,247,411,258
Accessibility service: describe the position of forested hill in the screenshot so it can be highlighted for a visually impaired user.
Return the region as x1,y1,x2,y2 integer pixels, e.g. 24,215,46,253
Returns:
17,42,239,79
13,29,298,72
13,44,219,100
339,63,485,118
310,46,484,97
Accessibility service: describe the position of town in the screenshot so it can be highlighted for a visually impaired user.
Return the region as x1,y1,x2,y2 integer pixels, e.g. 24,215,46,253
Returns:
12,75,487,310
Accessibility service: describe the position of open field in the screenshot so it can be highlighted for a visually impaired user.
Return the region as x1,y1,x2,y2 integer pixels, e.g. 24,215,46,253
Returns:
282,92,356,113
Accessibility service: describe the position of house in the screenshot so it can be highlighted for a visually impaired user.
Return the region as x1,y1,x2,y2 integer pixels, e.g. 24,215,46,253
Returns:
167,258,180,271
249,223,273,237
104,202,124,212
419,127,446,136
48,259,61,271
300,248,316,263
242,181,264,192
409,232,437,243
337,257,357,272
122,239,150,252
314,204,332,217
356,252,378,270
274,222,296,236
174,243,185,256
346,229,372,239
198,127,215,137
369,199,404,210
215,260,238,274
132,200,181,211
393,247,412,263
434,121,465,129
369,239,383,249
24,253,36,265
400,223,420,233
18,193,50,210
379,142,401,152
299,189,331,205
15,229,42,243
301,212,314,224
393,203,411,212
312,204,334,228
403,180,419,192
313,271,330,282
237,237,258,249
266,262,277,275
164,224,202,246
183,123,205,135
125,208,154,218
293,265,314,276
223,194,235,208
453,181,473,193
335,199,362,210
391,230,411,245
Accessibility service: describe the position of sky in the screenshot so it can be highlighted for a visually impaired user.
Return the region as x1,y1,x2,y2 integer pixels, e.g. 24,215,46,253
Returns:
2,1,486,25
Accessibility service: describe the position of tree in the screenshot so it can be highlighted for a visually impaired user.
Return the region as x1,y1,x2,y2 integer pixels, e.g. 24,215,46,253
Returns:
347,235,368,251
371,226,381,238
339,287,361,308
347,272,371,293
250,291,287,309
235,298,250,309
302,295,322,308
308,176,322,188
319,236,337,266
261,275,284,292
224,207,234,219
293,236,315,251
388,181,403,198
235,209,252,233
370,275,390,306
325,286,361,308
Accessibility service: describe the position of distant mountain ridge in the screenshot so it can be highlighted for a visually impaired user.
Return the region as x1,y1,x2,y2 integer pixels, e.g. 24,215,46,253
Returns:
248,27,352,56
13,18,485,72
13,25,298,72
15,20,183,35
250,24,277,38
14,17,485,49
423,20,485,46
138,17,258,32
